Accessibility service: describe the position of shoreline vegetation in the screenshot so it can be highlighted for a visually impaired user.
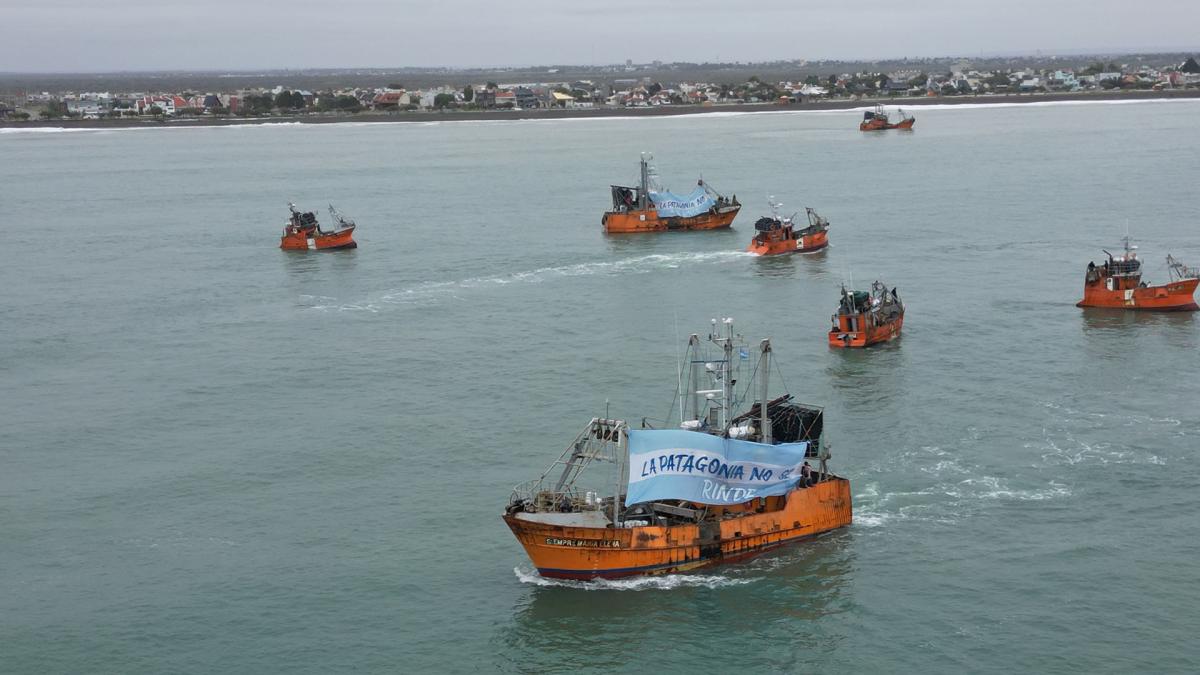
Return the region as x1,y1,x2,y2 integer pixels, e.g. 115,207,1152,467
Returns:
3,89,1198,130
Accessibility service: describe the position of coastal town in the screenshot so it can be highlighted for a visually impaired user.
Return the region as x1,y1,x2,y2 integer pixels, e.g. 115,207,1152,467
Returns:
3,55,1199,122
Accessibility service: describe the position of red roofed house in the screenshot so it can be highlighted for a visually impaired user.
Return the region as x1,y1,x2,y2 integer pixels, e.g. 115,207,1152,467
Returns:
372,90,410,109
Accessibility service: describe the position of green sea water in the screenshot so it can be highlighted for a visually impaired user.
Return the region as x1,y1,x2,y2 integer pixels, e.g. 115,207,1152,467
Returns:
2,100,1199,673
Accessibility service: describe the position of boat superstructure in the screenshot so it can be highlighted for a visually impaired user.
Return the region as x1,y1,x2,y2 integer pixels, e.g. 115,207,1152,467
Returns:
503,319,851,580
602,154,740,233
1077,237,1198,311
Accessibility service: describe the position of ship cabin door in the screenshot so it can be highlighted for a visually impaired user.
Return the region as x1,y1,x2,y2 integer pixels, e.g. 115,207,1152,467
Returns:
1106,277,1115,291
698,518,721,558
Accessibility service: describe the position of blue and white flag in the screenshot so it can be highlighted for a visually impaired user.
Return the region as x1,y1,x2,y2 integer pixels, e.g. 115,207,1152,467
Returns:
648,186,716,218
625,430,809,506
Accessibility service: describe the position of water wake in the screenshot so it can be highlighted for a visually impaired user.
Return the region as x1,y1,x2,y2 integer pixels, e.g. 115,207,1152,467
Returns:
513,565,757,590
304,250,750,312
1034,401,1181,466
385,250,748,295
1032,430,1167,467
854,439,1077,530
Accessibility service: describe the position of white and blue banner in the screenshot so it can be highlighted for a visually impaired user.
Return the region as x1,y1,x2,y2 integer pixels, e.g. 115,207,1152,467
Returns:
625,430,809,506
648,187,716,218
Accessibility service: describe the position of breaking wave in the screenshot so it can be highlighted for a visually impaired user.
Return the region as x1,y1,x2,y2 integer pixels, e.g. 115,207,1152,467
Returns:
513,565,757,590
7,97,1195,138
0,126,99,134
838,97,1200,114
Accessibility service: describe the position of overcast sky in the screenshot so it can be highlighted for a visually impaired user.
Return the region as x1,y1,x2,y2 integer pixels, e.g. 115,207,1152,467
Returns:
2,0,1197,72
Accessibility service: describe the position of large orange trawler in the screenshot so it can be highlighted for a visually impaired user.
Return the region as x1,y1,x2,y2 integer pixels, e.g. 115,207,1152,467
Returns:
748,200,830,256
503,319,851,580
280,203,357,250
829,281,904,348
602,154,740,233
1077,237,1198,311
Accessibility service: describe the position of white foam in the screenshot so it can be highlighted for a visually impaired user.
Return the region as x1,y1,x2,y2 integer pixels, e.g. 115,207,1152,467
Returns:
853,438,1075,531
945,476,1072,501
0,121,308,135
513,565,756,590
462,97,1200,127
299,250,750,313
0,126,96,134
840,97,1200,113
853,511,891,528
377,251,750,306
1033,402,1182,466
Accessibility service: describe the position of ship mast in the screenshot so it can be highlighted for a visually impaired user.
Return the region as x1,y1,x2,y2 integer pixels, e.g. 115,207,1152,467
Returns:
688,334,702,423
614,425,626,525
638,153,651,211
1121,234,1137,261
708,317,736,431
758,339,772,444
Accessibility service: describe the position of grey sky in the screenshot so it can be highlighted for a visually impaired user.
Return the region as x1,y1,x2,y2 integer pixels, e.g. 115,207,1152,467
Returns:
2,0,1197,72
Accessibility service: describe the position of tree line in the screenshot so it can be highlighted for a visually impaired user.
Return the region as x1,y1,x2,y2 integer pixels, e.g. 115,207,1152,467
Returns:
239,90,362,115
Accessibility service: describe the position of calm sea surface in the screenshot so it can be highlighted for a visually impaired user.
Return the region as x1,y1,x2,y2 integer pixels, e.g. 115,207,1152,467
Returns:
3,101,1199,673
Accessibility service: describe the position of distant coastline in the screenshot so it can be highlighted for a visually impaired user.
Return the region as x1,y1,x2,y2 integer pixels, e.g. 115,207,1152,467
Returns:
4,89,1198,130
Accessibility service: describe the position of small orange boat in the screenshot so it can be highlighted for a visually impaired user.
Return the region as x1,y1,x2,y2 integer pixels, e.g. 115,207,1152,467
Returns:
602,154,740,233
1077,238,1198,311
748,203,830,256
504,319,851,580
829,281,904,348
280,203,357,250
860,105,915,131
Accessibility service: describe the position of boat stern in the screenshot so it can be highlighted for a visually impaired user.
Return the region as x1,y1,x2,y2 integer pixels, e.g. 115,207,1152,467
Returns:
799,230,829,252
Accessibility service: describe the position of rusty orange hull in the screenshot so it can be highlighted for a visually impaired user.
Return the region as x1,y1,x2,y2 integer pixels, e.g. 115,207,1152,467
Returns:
603,206,739,233
280,227,357,250
1077,278,1198,311
748,229,828,256
504,478,851,580
860,117,915,131
829,313,903,348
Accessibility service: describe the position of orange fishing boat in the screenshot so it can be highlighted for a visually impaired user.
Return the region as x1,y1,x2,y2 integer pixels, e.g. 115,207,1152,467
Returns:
280,203,357,250
503,319,851,580
829,281,904,348
1077,238,1198,311
748,202,830,256
859,105,915,131
602,154,740,233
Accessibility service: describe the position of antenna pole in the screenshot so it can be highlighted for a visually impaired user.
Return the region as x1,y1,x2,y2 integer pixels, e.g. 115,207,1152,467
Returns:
721,318,733,431
639,154,650,210
759,339,772,445
613,425,625,525
674,314,684,425
689,334,702,422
